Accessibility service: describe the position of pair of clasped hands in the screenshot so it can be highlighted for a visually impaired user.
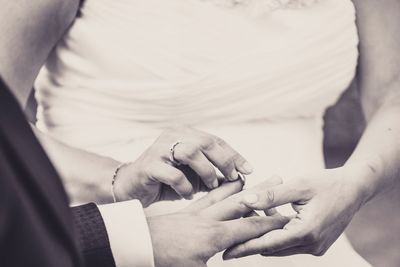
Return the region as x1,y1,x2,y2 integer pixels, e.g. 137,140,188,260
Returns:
113,127,366,267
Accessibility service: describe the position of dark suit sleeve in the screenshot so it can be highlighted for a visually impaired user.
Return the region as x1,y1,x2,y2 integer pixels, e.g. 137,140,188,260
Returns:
71,204,116,267
0,77,116,267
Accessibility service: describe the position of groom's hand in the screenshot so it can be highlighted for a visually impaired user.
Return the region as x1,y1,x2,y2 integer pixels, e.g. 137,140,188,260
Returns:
147,180,288,267
223,167,369,259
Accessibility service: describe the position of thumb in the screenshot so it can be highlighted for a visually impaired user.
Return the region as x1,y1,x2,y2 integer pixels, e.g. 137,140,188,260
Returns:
241,180,308,210
217,216,289,249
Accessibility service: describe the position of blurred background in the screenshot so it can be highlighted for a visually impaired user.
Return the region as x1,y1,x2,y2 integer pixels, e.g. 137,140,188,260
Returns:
323,82,400,267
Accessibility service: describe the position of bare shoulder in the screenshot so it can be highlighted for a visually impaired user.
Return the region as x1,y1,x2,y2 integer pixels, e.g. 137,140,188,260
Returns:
1,0,80,31
352,0,400,34
351,0,400,39
351,0,400,118
0,0,80,105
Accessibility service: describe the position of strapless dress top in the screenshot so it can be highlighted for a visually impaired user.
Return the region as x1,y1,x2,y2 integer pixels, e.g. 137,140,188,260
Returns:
35,0,359,148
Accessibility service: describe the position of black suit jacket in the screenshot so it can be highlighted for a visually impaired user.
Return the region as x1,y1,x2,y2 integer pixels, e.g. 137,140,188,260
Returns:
0,78,116,267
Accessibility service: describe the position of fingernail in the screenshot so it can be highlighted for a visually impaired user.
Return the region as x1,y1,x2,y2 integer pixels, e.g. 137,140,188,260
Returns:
212,179,219,189
242,162,254,174
230,169,238,181
243,194,259,205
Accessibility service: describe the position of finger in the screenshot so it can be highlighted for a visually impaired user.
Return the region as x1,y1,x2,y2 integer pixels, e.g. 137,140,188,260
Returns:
223,222,304,260
151,163,194,200
157,183,181,201
200,177,284,220
244,210,260,218
199,191,252,220
173,143,219,189
241,179,311,210
214,136,253,175
200,140,239,181
261,245,313,257
218,216,289,250
200,196,250,220
248,175,284,190
177,165,210,193
264,208,281,217
183,180,244,213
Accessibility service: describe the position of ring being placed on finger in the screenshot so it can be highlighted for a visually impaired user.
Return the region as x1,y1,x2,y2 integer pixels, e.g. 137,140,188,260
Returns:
169,141,182,166
238,172,246,185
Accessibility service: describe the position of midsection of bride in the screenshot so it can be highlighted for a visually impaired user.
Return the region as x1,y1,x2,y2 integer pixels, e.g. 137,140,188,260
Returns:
35,0,358,131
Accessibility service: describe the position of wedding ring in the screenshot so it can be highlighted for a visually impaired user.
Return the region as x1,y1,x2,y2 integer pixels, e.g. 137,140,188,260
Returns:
169,141,182,166
238,172,246,185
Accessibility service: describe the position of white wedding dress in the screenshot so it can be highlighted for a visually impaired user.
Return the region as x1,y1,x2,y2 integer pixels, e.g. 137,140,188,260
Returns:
35,0,371,266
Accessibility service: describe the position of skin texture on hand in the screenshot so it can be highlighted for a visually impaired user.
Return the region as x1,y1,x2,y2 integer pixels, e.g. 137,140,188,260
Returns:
223,166,368,259
113,126,253,207
147,179,288,267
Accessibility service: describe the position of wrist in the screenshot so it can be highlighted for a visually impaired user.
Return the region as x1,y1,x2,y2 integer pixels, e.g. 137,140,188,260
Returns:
63,151,121,204
342,158,382,206
111,162,133,202
93,157,122,204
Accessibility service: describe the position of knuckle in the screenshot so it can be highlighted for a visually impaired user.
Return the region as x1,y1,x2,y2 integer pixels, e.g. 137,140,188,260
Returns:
265,189,275,204
311,246,326,257
212,224,229,250
289,232,304,245
169,174,185,186
142,163,156,180
303,230,320,244
248,217,266,228
214,222,226,234
215,137,226,146
231,152,245,164
292,177,307,190
275,216,290,227
242,243,252,253
220,157,234,170
200,137,217,151
139,177,152,192
180,186,193,195
180,145,198,161
295,177,312,193
142,155,158,167
205,195,219,207
203,167,216,179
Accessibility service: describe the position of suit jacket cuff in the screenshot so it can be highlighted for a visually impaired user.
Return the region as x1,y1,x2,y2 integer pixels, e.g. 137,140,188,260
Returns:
98,200,155,267
72,203,116,267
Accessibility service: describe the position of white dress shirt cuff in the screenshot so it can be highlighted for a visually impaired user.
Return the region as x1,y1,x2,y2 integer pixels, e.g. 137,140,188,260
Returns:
98,200,155,267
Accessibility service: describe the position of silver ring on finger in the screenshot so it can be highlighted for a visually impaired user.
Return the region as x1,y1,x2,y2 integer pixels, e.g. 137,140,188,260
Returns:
238,172,246,185
169,141,182,166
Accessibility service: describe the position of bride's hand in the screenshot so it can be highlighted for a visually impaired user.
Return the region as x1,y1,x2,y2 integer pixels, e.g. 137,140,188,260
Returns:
113,126,253,206
223,166,370,259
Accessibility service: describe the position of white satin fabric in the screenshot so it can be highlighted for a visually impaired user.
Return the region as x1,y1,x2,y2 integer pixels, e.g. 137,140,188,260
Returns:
35,0,371,266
